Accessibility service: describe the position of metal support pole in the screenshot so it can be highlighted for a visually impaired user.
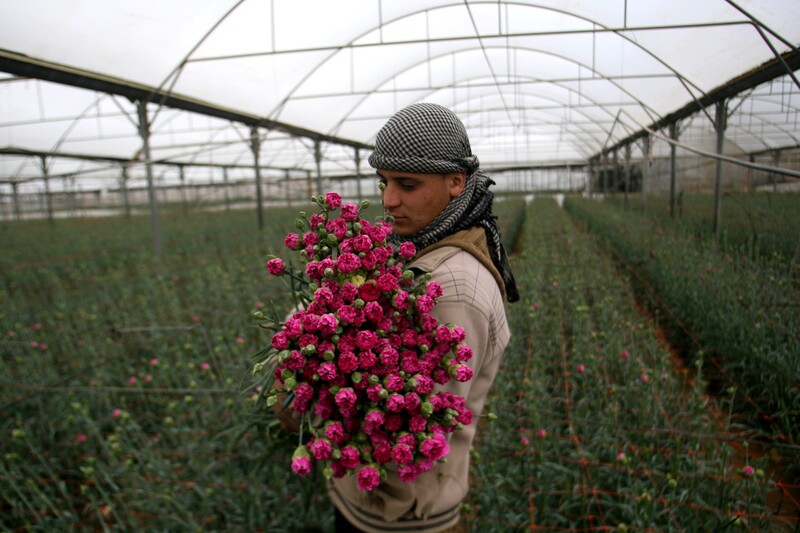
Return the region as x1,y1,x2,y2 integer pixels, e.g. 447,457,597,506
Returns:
355,148,363,203
12,181,21,220
250,127,264,230
223,167,230,211
669,122,678,218
39,156,54,224
179,165,188,215
314,140,324,197
641,135,650,214
624,143,631,207
713,100,727,242
120,164,131,218
284,169,292,207
771,149,780,193
137,100,163,260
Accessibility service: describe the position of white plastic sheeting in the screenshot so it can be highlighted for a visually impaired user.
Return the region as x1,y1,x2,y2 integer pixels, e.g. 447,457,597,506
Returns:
1,0,799,193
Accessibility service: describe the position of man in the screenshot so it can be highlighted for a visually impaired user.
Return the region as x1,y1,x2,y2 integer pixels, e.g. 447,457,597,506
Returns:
328,102,518,532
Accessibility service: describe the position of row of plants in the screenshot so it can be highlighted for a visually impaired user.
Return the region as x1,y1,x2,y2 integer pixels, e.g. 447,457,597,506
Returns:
3,194,794,531
603,192,800,267
471,197,790,531
564,196,799,470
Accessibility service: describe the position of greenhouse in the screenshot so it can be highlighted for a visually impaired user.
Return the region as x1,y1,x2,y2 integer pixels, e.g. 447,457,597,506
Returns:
1,0,799,531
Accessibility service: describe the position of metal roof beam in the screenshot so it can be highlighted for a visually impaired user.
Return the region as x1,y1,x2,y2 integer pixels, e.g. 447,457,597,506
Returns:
0,50,373,151
598,49,800,157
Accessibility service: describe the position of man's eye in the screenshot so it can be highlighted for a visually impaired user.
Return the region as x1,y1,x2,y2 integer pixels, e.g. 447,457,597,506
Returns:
399,182,415,190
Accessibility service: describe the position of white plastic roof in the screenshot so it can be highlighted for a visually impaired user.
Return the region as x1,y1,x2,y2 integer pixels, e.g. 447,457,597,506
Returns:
1,0,799,193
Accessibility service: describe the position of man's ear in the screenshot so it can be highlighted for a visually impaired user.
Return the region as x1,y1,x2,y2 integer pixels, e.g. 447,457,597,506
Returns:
447,171,467,198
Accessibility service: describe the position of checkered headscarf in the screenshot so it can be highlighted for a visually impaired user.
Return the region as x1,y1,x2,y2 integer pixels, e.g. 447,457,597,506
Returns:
369,103,519,303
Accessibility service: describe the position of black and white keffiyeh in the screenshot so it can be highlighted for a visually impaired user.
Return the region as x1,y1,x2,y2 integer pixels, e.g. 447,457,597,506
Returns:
369,103,520,303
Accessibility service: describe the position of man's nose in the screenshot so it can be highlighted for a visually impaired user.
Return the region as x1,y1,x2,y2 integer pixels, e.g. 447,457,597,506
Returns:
382,183,400,208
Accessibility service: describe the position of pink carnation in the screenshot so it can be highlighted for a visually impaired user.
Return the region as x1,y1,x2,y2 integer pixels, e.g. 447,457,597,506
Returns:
318,314,338,335
339,445,361,469
341,203,359,221
335,388,358,410
271,331,289,350
420,434,449,461
318,362,338,381
384,374,404,392
455,344,473,362
309,213,326,228
284,233,300,249
386,393,405,412
357,465,381,491
326,218,347,240
352,235,372,253
391,443,413,465
398,463,420,483
356,330,378,350
454,364,473,382
373,442,392,463
426,281,443,299
302,231,319,246
337,352,358,373
325,192,342,209
416,294,435,314
291,455,312,476
325,421,346,443
376,273,399,292
337,253,361,274
398,242,416,260
310,438,333,460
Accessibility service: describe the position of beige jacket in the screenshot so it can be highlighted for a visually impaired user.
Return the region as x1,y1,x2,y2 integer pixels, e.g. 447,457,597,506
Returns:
328,228,511,532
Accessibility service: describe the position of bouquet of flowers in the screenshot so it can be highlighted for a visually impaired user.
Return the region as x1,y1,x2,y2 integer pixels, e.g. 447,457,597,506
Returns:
251,192,474,491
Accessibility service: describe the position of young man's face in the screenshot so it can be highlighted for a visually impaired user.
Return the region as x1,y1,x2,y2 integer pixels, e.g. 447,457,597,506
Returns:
377,169,466,237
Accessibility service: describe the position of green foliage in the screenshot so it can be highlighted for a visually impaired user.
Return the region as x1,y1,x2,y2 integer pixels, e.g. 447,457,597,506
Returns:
472,197,788,531
565,195,799,467
0,198,793,531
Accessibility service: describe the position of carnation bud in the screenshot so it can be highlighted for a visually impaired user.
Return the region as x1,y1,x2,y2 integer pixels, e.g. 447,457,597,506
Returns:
253,362,264,374
281,369,294,380
323,350,335,361
419,344,429,354
402,270,415,281
327,233,338,244
301,344,317,355
323,466,334,479
309,282,319,292
266,395,278,407
421,401,433,416
295,219,304,229
379,389,389,399
368,374,380,385
332,449,342,460
352,372,363,384
284,377,298,390
346,230,353,238
353,221,362,232
354,299,365,309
